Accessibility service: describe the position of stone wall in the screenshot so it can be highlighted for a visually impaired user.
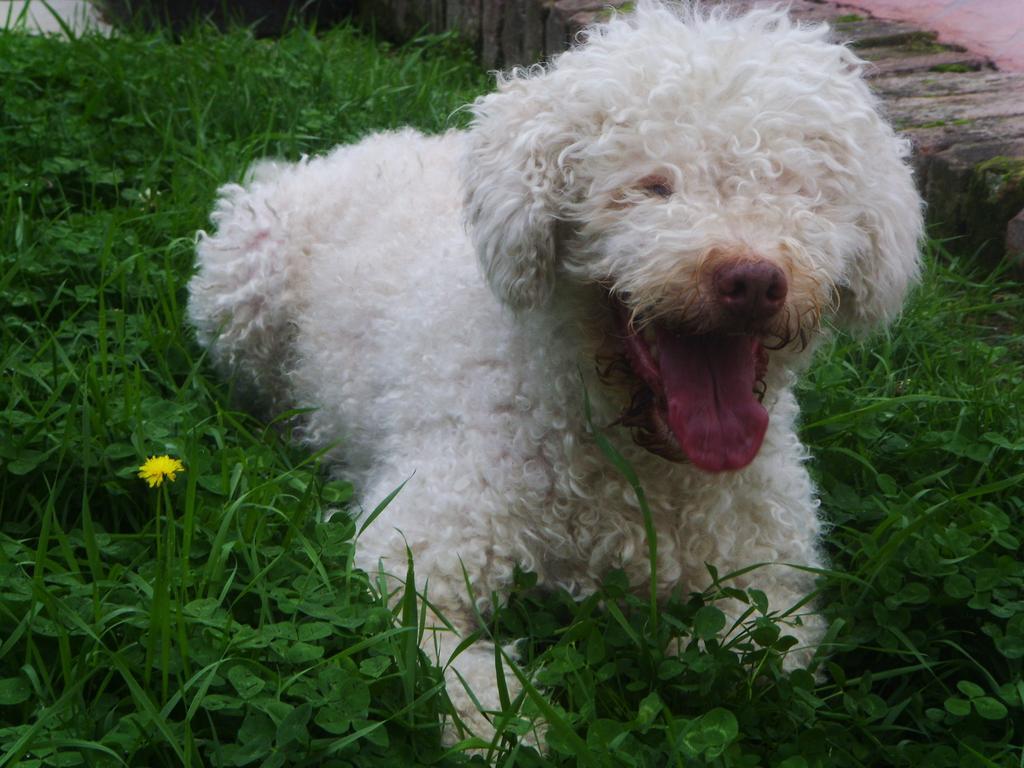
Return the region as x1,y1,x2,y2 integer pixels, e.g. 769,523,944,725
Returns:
355,0,629,69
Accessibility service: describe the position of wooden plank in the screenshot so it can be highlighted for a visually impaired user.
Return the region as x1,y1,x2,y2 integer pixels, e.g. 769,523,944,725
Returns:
443,0,486,51
444,0,461,27
872,71,1024,100
888,91,1024,127
785,1,846,23
500,0,526,66
481,0,504,68
904,115,1024,158
832,18,927,47
449,0,483,51
464,0,483,43
544,0,570,59
393,0,408,30
866,51,989,78
859,43,963,62
553,0,612,12
523,0,546,63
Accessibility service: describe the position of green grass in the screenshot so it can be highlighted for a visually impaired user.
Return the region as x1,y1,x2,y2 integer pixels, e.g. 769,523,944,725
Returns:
1,19,1022,768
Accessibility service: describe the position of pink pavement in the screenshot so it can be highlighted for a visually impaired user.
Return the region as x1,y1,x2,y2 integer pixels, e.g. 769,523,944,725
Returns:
850,0,1024,71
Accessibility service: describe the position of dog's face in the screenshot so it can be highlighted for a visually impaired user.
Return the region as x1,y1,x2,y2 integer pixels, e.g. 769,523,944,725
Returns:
462,2,923,471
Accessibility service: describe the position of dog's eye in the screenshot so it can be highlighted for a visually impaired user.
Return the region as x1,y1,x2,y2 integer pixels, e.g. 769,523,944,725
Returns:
638,175,673,198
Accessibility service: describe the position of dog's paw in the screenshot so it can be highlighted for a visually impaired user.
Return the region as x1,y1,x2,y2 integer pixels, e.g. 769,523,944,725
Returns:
439,641,547,752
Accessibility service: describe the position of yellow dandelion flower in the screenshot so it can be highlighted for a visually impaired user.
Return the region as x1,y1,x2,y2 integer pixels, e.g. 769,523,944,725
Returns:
137,455,185,488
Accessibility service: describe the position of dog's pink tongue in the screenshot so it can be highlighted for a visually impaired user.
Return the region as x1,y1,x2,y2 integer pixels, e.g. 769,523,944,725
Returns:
656,329,768,472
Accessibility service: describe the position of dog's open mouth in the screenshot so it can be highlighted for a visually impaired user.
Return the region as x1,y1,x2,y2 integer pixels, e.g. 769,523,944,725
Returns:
610,298,769,473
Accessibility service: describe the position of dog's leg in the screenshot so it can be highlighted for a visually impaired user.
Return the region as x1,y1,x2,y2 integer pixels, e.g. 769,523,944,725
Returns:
660,530,827,671
424,615,528,746
656,438,828,668
353,477,531,746
737,454,828,669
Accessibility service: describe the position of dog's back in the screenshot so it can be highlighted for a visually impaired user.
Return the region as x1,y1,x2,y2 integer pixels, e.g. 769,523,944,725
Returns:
188,128,477,416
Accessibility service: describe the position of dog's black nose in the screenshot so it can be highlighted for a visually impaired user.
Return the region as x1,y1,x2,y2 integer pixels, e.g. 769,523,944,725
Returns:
713,260,787,321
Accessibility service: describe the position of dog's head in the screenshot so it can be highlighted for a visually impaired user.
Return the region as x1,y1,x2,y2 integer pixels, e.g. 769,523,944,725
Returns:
461,1,923,472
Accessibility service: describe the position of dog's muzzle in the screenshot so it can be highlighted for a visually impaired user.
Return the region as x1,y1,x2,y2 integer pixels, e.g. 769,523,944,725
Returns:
606,255,798,472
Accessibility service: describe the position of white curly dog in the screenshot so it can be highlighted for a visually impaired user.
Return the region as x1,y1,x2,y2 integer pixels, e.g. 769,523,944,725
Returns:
189,1,922,742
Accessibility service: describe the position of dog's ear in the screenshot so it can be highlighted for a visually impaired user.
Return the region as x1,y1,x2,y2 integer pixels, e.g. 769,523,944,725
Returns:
836,146,924,332
462,70,575,310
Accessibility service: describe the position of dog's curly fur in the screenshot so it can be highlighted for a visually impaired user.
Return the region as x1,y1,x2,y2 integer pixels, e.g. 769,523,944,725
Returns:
188,1,922,742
